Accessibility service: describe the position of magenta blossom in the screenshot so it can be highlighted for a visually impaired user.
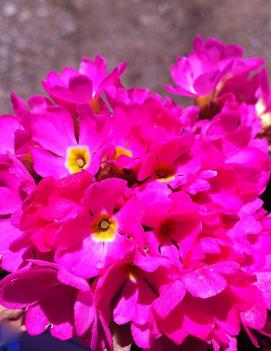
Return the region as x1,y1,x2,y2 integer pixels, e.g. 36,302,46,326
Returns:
166,36,267,121
93,251,178,350
153,262,264,349
29,97,111,178
13,172,142,279
139,189,201,264
1,37,271,351
167,36,265,101
17,171,92,252
56,178,143,278
0,154,35,272
43,55,126,114
0,262,90,340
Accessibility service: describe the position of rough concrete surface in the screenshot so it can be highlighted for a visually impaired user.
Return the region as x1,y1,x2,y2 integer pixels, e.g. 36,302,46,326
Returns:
1,0,271,112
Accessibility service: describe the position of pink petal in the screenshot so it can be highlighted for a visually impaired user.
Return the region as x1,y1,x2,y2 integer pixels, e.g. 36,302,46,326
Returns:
0,219,30,272
83,178,127,215
113,280,138,324
0,187,20,215
182,267,227,298
40,285,75,340
57,269,90,292
0,267,58,308
31,107,76,156
25,303,50,335
131,323,150,349
241,288,267,330
0,115,21,153
256,272,271,308
74,290,95,336
152,280,186,319
31,146,67,178
68,75,93,102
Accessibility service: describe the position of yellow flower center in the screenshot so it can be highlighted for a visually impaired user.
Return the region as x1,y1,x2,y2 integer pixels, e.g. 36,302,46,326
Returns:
114,146,133,160
155,164,175,182
99,219,110,231
92,214,118,242
65,146,91,173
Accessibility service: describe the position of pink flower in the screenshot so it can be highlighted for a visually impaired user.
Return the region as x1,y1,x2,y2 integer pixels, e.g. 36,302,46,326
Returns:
153,262,264,349
102,96,186,171
0,154,35,272
166,36,267,119
167,36,244,97
74,289,113,351
0,261,90,340
0,115,22,154
94,251,178,350
6,93,37,161
56,178,142,278
1,36,271,351
167,36,264,98
1,171,92,273
29,97,111,178
191,107,271,211
13,173,142,279
106,86,158,108
139,189,201,263
0,154,34,216
225,200,271,273
43,56,126,114
138,134,195,188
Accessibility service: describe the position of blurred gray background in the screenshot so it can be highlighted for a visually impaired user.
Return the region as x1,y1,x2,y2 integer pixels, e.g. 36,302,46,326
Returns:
0,0,271,111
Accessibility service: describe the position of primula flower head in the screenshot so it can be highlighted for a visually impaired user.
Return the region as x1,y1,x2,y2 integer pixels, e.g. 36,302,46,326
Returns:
1,38,271,351
43,55,126,115
0,262,90,340
167,36,267,121
29,98,111,178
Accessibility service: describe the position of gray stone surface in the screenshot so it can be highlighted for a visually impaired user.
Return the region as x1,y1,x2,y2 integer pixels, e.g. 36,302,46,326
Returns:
1,0,271,112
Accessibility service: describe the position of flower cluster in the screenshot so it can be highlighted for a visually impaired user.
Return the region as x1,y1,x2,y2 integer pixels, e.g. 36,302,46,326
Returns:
1,37,271,351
